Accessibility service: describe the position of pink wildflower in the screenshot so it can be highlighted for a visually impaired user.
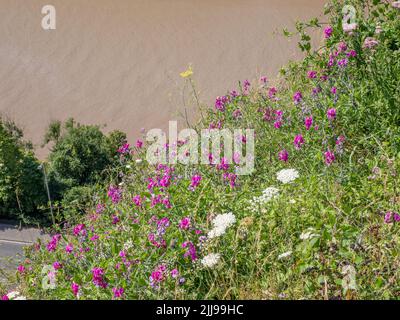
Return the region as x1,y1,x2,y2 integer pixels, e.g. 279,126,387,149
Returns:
278,149,289,162
294,134,305,150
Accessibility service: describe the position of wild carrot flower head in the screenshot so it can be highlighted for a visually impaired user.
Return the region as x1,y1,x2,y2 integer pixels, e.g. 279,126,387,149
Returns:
276,169,299,184
208,213,236,239
201,253,221,268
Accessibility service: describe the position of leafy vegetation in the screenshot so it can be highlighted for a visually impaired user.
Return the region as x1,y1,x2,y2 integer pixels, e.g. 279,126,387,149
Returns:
2,0,400,300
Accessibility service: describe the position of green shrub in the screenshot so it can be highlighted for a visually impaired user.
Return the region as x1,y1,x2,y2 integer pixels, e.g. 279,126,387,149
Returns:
0,119,47,222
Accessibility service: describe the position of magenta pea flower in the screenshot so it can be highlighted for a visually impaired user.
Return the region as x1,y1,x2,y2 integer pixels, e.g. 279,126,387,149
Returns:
53,262,62,270
347,50,357,58
278,149,289,162
324,150,335,166
215,96,229,112
71,282,80,297
190,174,202,190
337,58,348,67
17,265,25,273
179,217,191,230
274,121,282,129
384,212,393,223
171,269,179,278
136,139,143,148
232,109,242,119
92,267,108,288
305,116,313,130
327,108,337,121
307,71,317,79
260,76,268,84
117,143,130,154
293,91,303,104
324,25,333,38
65,243,74,253
394,212,400,222
268,87,277,99
132,195,142,207
112,287,124,299
294,134,305,150
107,186,122,204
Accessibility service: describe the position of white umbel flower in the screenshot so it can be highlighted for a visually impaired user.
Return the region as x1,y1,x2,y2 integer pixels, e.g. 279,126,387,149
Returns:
299,228,319,240
201,253,221,268
207,212,236,239
278,251,292,260
6,291,20,299
249,187,279,213
276,169,299,184
6,291,27,300
123,240,134,251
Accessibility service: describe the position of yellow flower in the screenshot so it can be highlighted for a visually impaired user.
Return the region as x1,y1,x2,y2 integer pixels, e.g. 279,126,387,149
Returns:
180,65,193,78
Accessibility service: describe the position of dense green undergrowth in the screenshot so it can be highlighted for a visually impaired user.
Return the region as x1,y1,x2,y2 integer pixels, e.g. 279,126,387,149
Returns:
2,0,400,300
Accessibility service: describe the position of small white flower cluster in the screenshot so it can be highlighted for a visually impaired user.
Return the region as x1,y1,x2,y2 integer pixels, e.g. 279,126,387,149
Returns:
201,253,221,268
299,228,320,240
278,251,292,260
249,187,280,213
123,240,134,251
276,168,299,184
5,291,27,300
207,212,236,239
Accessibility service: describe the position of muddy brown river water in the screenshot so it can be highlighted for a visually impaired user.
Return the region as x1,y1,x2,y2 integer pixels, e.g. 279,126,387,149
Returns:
0,0,326,158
